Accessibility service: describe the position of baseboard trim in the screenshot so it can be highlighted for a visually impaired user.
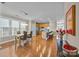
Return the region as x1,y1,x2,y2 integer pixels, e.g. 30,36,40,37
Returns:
0,39,15,45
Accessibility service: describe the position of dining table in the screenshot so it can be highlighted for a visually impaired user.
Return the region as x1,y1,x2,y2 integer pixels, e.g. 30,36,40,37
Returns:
15,34,24,49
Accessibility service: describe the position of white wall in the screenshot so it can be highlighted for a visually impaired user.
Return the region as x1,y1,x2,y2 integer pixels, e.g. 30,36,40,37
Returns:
64,2,79,50
28,19,32,33
0,3,2,16
32,21,36,36
49,18,56,31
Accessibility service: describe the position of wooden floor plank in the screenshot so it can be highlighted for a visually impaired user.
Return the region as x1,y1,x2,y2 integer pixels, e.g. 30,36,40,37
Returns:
0,35,57,57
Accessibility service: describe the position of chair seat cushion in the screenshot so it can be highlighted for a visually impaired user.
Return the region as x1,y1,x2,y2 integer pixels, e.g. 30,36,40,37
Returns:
63,44,77,53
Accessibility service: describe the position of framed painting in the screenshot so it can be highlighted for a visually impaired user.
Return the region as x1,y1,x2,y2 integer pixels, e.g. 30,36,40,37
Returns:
66,5,76,36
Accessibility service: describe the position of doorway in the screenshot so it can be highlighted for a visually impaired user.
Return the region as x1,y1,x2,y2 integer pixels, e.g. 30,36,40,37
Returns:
36,23,49,35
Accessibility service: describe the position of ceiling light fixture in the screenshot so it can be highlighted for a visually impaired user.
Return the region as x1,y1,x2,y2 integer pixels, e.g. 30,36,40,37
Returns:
21,24,28,26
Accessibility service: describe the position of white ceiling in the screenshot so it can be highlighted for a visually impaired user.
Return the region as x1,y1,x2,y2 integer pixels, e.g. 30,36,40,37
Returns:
0,2,64,22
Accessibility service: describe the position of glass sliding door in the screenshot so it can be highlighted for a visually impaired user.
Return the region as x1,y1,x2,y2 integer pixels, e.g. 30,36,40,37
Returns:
12,20,20,36
0,18,10,42
20,22,27,33
0,17,27,42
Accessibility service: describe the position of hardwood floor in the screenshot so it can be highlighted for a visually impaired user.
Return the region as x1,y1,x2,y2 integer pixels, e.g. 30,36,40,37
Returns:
0,35,57,57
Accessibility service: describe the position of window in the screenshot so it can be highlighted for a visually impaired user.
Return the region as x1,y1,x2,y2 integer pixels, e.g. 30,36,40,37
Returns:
12,20,20,35
56,20,65,40
0,17,27,42
0,18,10,38
56,20,65,30
20,22,27,33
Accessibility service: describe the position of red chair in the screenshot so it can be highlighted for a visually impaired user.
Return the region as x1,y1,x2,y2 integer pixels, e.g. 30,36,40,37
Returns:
63,44,78,56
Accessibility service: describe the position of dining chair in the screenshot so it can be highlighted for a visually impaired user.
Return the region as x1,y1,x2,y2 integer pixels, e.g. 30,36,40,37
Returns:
27,31,32,44
20,31,28,46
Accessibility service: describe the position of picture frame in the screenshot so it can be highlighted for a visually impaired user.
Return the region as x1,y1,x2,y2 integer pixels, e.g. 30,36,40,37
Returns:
66,5,76,36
